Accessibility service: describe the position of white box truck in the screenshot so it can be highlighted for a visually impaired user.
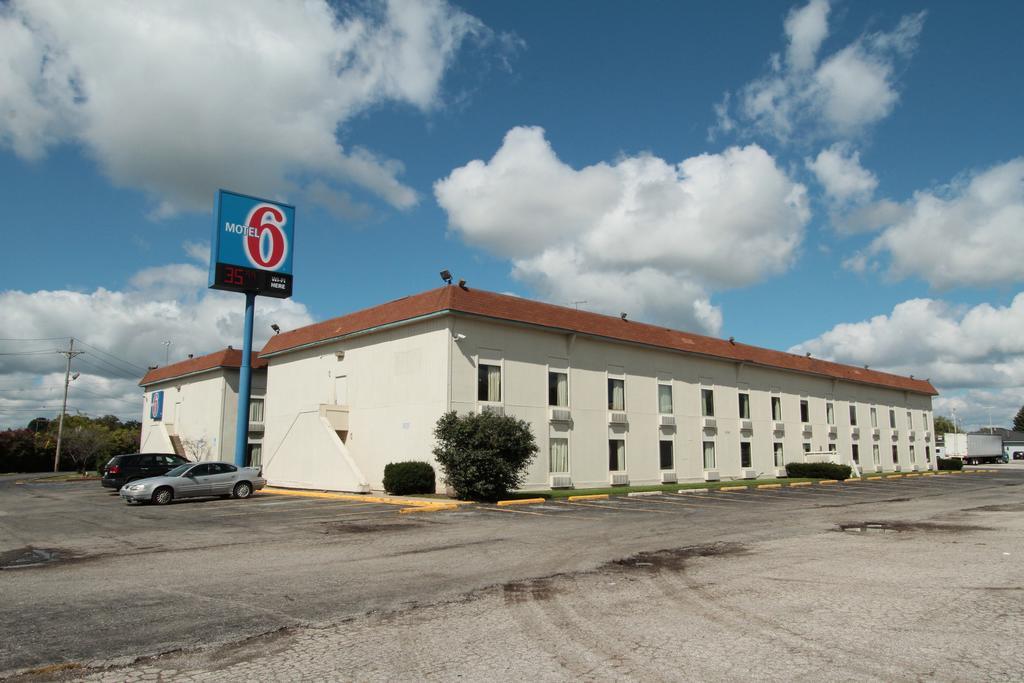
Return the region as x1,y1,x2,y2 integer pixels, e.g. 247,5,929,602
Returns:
944,433,1007,465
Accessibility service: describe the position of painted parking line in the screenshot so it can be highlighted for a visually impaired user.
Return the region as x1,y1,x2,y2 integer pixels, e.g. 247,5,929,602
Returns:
204,500,388,518
608,495,707,509
556,499,678,514
262,508,403,524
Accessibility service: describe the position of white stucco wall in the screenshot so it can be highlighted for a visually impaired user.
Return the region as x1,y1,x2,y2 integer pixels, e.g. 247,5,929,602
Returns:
261,317,450,492
140,368,267,461
448,316,935,489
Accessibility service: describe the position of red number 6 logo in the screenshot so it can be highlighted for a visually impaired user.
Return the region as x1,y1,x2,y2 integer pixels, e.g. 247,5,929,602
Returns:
244,204,288,270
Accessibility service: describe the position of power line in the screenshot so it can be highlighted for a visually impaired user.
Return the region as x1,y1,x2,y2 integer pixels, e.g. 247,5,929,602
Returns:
0,350,63,356
0,337,69,342
75,355,140,381
74,338,148,373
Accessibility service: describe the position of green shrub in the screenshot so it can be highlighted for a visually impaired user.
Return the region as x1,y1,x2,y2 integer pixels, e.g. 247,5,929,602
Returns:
432,410,538,502
382,461,436,495
785,462,853,480
937,457,963,471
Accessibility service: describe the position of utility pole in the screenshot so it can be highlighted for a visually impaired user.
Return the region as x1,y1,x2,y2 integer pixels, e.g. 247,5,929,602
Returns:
53,338,84,472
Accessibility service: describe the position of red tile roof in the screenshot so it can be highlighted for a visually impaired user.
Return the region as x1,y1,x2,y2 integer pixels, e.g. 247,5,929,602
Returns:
139,348,267,386
259,286,938,396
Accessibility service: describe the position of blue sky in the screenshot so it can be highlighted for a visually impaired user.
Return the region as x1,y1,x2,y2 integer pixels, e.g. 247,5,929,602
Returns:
1,0,1022,430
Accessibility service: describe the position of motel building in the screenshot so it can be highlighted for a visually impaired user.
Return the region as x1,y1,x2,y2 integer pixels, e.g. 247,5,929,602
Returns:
139,348,268,464
139,285,937,493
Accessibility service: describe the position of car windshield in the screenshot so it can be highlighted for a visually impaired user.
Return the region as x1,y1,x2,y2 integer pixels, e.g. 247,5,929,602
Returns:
165,464,193,477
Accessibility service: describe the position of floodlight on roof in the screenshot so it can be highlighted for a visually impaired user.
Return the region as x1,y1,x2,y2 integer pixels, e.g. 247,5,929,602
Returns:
440,270,453,284
271,323,281,334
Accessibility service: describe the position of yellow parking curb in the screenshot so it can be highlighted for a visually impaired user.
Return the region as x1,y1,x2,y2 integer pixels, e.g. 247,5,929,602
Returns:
568,494,609,501
885,474,904,479
718,486,749,492
935,471,950,475
904,473,920,477
867,476,882,480
399,504,458,514
844,478,862,483
921,472,935,476
818,479,839,485
497,498,545,506
261,486,456,508
789,482,812,488
758,484,782,489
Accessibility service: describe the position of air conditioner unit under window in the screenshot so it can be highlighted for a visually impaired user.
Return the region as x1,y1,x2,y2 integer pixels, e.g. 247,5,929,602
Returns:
740,468,756,479
702,416,717,430
851,426,860,438
802,423,812,435
659,415,676,427
908,431,916,441
828,425,838,436
549,475,572,489
774,421,785,433
703,470,720,482
549,408,572,422
610,473,629,486
660,471,677,484
740,419,753,432
608,411,628,424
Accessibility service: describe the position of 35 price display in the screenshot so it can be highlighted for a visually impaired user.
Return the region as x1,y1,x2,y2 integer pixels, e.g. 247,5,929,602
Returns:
213,262,292,298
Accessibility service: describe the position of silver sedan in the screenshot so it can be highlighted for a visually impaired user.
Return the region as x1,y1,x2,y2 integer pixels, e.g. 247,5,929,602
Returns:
120,461,266,505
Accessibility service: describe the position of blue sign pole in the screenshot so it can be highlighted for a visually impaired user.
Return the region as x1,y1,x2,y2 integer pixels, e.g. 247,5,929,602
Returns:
233,291,256,468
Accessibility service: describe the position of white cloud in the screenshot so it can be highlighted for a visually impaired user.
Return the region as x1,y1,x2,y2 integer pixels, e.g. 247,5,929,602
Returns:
806,143,877,204
784,0,830,72
791,294,1024,397
0,261,315,428
435,126,810,334
0,0,501,215
715,1,925,143
850,158,1024,287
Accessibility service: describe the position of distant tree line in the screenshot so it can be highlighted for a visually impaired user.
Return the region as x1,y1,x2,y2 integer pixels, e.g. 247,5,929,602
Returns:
0,415,141,473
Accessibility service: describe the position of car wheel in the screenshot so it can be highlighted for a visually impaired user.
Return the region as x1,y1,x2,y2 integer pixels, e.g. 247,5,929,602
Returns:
232,482,253,499
152,487,173,505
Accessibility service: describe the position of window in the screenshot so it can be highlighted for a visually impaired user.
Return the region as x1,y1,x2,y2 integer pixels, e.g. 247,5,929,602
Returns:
771,396,782,421
249,397,264,423
608,378,625,411
738,392,750,419
609,439,626,471
701,388,715,417
803,442,811,454
851,444,860,464
740,442,752,468
548,371,568,407
891,445,899,463
870,407,878,428
191,464,214,476
909,445,916,463
702,441,716,469
138,455,157,467
828,440,836,453
248,444,262,468
922,412,928,429
800,399,809,423
826,402,835,424
906,411,912,428
889,409,896,428
872,444,880,465
849,404,858,426
658,384,673,414
925,446,931,463
774,442,784,467
549,438,569,473
659,441,674,470
478,363,501,402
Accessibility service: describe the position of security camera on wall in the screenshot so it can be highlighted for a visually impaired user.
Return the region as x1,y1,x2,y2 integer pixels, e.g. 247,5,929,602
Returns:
454,333,466,341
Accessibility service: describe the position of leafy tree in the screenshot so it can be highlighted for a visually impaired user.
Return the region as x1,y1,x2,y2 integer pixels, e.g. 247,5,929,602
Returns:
1013,406,1024,433
60,420,113,472
933,415,957,435
432,410,538,502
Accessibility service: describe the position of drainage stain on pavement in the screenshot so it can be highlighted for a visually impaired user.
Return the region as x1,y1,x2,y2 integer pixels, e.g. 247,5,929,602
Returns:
836,521,994,534
609,542,748,572
0,546,74,569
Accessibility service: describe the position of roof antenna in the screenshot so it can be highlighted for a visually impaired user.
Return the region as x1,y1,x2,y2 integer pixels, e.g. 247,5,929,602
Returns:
620,312,628,320
458,278,468,290
728,336,735,345
805,352,811,357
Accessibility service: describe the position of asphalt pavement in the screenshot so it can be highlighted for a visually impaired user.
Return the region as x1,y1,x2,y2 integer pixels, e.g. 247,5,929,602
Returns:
1,467,1022,681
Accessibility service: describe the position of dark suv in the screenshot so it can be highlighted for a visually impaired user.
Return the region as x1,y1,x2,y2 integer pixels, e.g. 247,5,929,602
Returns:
101,453,190,490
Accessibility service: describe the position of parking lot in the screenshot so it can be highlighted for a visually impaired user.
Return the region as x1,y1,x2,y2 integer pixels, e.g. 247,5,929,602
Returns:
2,467,1023,680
